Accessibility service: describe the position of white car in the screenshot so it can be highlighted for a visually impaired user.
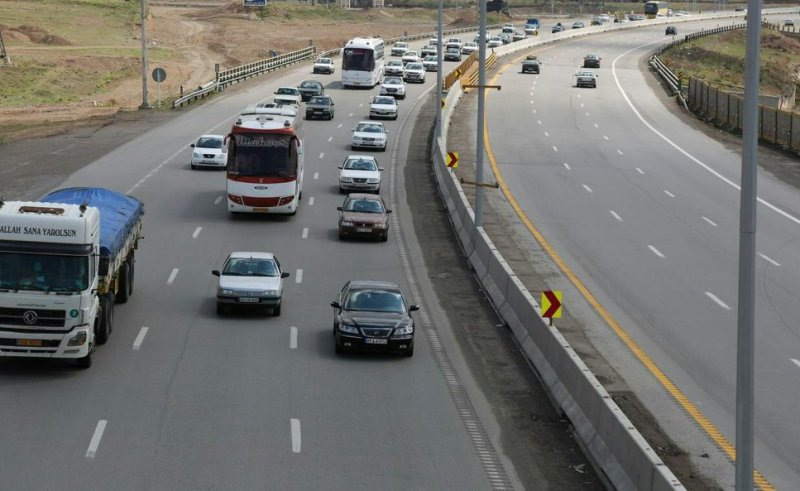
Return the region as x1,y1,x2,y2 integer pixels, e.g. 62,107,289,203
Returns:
352,121,388,152
575,70,598,88
380,76,406,99
502,23,515,33
487,37,503,48
338,155,383,193
445,38,463,50
461,42,478,55
274,87,301,107
401,51,421,65
420,44,438,57
190,134,227,170
369,95,398,120
385,59,405,76
391,41,409,56
313,57,335,74
429,36,441,46
422,55,438,72
403,63,425,83
212,252,289,316
473,32,490,43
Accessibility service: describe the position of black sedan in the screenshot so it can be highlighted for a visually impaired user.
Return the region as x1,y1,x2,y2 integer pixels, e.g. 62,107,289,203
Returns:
298,80,324,102
583,54,601,68
331,280,419,357
665,26,678,35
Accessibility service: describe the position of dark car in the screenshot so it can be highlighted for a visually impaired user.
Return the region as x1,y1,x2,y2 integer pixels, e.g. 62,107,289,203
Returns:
498,32,512,44
305,95,334,120
331,280,418,356
337,193,391,241
298,80,324,102
552,23,565,33
665,26,678,35
583,54,601,68
521,55,541,74
444,47,461,62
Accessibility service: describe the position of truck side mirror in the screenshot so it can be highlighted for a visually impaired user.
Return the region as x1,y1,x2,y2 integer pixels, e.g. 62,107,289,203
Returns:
212,270,220,276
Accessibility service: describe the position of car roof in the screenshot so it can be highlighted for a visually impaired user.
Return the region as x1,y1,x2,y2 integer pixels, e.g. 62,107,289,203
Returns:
347,280,401,291
346,193,383,200
356,120,384,126
345,155,377,161
198,134,224,140
227,251,275,260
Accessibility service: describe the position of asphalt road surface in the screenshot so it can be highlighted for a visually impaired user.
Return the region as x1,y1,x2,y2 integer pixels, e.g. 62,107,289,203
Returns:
484,17,800,488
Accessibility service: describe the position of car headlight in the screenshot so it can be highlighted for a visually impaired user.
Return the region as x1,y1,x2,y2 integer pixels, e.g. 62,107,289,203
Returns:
394,325,414,335
373,222,387,229
193,152,201,158
264,289,280,296
339,323,359,334
340,176,353,183
341,221,354,226
67,331,87,347
367,178,380,184
218,288,235,296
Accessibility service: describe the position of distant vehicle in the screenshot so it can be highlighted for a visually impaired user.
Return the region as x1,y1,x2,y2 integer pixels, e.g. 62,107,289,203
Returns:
734,6,745,12
665,25,678,35
342,37,385,88
401,51,421,65
390,41,408,56
521,55,541,74
212,252,289,316
422,55,439,72
572,21,585,29
591,17,603,26
297,80,324,102
380,76,406,99
552,23,566,33
502,23,515,33
338,156,383,194
644,1,669,19
525,18,540,30
369,95,398,121
313,57,335,74
445,38,463,50
337,194,392,241
444,47,462,62
488,37,503,48
403,62,425,83
583,53,601,68
598,14,611,22
190,134,227,170
575,70,598,88
331,280,417,355
784,19,795,26
385,59,404,76
512,31,527,41
305,95,335,120
428,36,441,47
274,86,301,107
524,25,539,35
474,32,490,43
352,120,388,152
421,44,438,57
462,42,479,55
499,32,512,44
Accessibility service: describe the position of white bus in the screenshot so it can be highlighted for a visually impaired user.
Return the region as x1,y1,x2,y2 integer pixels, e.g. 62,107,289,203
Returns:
225,106,304,215
341,37,385,88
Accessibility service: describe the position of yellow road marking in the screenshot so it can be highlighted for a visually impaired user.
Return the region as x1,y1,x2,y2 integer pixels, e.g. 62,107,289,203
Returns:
481,51,775,491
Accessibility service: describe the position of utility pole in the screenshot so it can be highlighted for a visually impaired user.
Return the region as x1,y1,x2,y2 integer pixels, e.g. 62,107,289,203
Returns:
0,24,10,65
474,0,487,227
139,0,151,109
436,0,443,140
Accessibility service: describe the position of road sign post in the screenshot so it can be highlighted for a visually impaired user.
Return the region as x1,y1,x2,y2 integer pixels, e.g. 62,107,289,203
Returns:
152,67,166,108
446,152,459,169
541,290,562,326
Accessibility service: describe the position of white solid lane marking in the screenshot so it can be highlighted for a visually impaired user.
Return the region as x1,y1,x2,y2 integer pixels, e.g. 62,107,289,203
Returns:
758,253,781,267
167,268,179,285
319,152,324,159
214,196,223,205
290,326,298,350
648,245,666,258
563,163,571,170
603,135,609,140
610,210,623,222
582,184,593,193
327,136,333,142
612,44,800,228
636,167,644,174
358,103,364,107
192,226,202,239
313,172,319,180
302,227,309,239
664,190,676,198
291,419,301,453
133,327,149,350
348,113,354,117
537,120,542,125
705,291,731,310
552,146,558,152
792,358,800,369
544,131,549,137
617,150,624,155
86,420,108,459
337,123,342,128
702,216,719,227
308,197,315,206
593,123,599,128
296,269,303,284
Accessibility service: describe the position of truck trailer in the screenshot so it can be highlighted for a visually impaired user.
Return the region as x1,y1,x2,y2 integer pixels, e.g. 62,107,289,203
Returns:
0,187,144,368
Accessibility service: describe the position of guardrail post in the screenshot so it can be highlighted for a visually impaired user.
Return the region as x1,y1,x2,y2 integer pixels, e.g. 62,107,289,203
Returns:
215,63,220,91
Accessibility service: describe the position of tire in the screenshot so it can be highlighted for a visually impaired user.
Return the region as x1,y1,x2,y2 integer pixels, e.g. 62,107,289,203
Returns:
127,257,135,297
380,146,386,152
273,304,281,316
339,230,346,240
96,293,114,345
402,343,414,357
334,336,343,354
76,351,93,369
191,163,197,170
381,232,389,242
116,262,130,304
216,303,226,316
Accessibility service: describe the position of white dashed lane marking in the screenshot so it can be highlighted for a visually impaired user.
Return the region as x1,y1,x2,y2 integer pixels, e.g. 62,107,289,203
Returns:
290,326,298,350
192,227,202,239
308,197,315,206
610,210,623,222
348,113,354,117
617,150,624,155
544,131,549,137
552,146,558,152
582,184,593,193
563,163,571,170
167,268,179,285
291,419,302,453
214,196,223,205
302,228,308,239
792,358,800,369
337,123,342,128
319,152,324,159
295,269,303,284
593,123,599,128
705,291,731,310
85,420,108,459
702,216,718,227
132,327,149,350
327,136,333,142
664,190,675,198
603,135,609,140
648,245,666,258
313,172,319,180
636,167,644,174
758,253,781,267
537,120,542,125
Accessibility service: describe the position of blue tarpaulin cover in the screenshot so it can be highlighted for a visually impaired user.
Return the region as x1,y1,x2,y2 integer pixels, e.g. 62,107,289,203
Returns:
41,188,144,259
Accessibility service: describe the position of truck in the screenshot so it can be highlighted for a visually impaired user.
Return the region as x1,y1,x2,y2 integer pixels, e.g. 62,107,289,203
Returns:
0,187,144,368
525,18,541,30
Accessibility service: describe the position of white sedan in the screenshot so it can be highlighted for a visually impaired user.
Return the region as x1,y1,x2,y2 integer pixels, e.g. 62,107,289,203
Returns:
385,59,405,76
401,51,421,65
380,77,406,99
487,37,503,48
461,42,478,55
212,252,290,316
422,55,438,72
338,155,383,193
403,63,426,83
352,121,388,152
369,95,398,120
190,134,227,170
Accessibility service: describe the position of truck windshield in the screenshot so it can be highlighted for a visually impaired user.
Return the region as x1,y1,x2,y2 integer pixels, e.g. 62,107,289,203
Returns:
228,133,298,178
0,252,89,292
342,48,375,72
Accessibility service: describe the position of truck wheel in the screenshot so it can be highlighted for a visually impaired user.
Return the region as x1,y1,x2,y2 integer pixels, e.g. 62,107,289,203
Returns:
127,257,135,296
116,262,130,304
96,293,114,344
76,351,93,369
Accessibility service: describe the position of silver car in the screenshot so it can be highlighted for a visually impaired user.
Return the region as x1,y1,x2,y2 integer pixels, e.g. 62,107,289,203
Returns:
213,252,290,316
190,134,227,170
352,121,388,151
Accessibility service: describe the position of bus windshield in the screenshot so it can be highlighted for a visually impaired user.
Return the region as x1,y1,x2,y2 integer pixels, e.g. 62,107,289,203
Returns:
343,48,375,72
228,133,298,178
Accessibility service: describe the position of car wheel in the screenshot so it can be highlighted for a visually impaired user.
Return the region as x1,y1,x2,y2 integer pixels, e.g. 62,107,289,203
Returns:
217,304,226,316
273,304,281,316
381,232,389,242
381,146,386,152
393,114,398,120
402,344,414,357
191,163,196,170
334,338,343,354
339,230,346,240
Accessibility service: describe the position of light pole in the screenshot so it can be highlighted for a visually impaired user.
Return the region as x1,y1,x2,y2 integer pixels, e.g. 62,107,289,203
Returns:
436,0,443,140
474,0,487,226
139,0,151,109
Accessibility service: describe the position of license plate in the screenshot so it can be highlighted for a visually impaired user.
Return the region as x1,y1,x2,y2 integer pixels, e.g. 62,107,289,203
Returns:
356,227,372,232
252,207,269,213
387,89,396,93
17,339,42,347
238,297,259,303
365,338,387,345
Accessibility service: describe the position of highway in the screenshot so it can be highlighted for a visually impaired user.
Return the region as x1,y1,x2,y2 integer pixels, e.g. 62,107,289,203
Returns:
0,34,526,490
483,17,800,487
